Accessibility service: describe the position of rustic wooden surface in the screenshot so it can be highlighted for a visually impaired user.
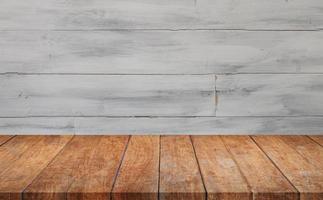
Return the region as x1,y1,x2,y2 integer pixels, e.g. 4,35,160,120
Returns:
112,136,159,200
253,136,323,200
1,0,323,134
1,31,323,74
0,135,322,199
1,0,323,30
159,136,205,200
24,136,128,200
0,75,215,117
1,117,323,134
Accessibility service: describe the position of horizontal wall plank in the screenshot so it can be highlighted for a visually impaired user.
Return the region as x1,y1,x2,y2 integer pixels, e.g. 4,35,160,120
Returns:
0,117,322,134
1,31,323,74
1,0,323,30
216,74,323,116
0,75,215,117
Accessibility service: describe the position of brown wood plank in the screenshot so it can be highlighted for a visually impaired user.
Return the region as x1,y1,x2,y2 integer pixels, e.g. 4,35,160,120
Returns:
191,136,251,200
0,135,14,146
159,136,205,200
24,136,129,200
279,136,323,169
221,136,298,200
0,135,73,200
309,136,323,147
112,136,159,200
253,136,323,200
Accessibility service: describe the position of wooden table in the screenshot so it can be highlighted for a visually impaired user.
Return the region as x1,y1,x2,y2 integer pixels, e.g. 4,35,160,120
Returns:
0,135,322,200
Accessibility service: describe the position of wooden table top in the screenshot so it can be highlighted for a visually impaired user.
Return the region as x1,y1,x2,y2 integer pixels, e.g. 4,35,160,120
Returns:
0,135,322,200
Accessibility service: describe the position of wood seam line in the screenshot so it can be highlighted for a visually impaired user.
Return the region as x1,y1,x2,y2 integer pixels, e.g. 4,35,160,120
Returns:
249,136,301,198
158,135,161,200
21,135,75,200
220,136,252,196
306,135,323,148
0,135,16,147
189,135,208,200
110,135,131,200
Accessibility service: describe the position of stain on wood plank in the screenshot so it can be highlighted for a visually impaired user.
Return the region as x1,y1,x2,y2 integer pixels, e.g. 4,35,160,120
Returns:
1,31,323,74
112,136,159,200
159,136,205,200
253,136,323,200
1,0,322,30
0,75,215,117
0,136,73,200
222,136,299,200
191,136,251,200
24,136,129,200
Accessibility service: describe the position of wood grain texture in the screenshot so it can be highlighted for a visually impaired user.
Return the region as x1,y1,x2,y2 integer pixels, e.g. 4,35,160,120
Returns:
0,135,72,200
216,74,323,116
112,136,159,200
221,136,298,200
24,136,129,200
279,136,323,169
0,135,13,146
310,136,323,146
160,136,205,200
1,117,323,134
0,0,323,30
191,136,251,200
0,75,215,117
1,31,323,74
253,136,323,200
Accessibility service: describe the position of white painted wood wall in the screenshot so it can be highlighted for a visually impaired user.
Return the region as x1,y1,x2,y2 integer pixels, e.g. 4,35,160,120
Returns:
0,0,323,134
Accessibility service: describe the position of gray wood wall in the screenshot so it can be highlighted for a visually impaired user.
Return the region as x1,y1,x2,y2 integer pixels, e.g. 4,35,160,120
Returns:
1,0,323,134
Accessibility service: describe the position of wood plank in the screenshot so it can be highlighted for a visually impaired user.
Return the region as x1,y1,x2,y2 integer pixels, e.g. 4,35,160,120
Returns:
159,136,205,200
1,31,323,74
0,135,73,200
253,136,323,200
0,135,14,146
1,0,322,30
310,136,323,146
0,75,215,117
279,136,323,169
1,117,323,134
221,136,298,200
191,136,251,200
24,136,128,200
216,74,323,116
112,136,159,200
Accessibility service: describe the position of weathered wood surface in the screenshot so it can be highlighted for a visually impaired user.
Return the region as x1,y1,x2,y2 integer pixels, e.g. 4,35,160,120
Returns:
1,0,323,30
24,136,128,200
0,136,72,200
0,75,215,117
216,74,323,116
1,117,323,134
191,136,251,200
112,136,159,200
253,136,323,200
160,136,205,200
221,136,298,200
0,136,323,199
1,31,323,74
